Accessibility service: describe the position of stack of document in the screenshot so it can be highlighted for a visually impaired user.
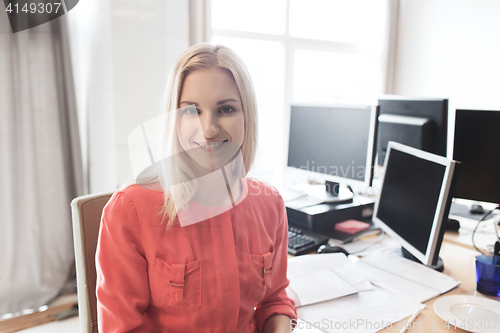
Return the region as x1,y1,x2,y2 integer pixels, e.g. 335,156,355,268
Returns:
287,251,461,333
358,249,461,303
286,253,372,307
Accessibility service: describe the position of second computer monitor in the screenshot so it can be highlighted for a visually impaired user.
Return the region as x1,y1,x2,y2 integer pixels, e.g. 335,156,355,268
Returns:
287,104,377,188
376,96,448,165
373,142,458,269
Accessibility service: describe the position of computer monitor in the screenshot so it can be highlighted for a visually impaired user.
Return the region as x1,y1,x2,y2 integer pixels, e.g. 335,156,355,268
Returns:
287,104,377,191
452,109,500,205
373,142,458,271
376,96,448,165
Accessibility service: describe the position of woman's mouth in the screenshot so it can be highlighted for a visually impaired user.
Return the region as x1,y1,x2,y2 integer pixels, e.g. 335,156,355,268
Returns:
196,140,228,152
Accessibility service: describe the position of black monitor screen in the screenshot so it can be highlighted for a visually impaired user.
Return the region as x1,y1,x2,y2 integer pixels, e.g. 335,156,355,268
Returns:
453,110,500,204
377,97,448,165
376,149,446,255
287,105,374,183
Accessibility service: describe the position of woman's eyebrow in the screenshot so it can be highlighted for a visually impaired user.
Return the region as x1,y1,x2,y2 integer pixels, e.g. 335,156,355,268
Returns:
179,101,197,106
179,98,241,106
217,98,240,105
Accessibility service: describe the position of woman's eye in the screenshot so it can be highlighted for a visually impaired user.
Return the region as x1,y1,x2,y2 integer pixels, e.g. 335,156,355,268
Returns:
183,107,199,115
219,106,235,114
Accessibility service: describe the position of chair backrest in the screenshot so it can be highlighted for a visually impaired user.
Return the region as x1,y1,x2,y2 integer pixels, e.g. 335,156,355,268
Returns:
71,192,113,333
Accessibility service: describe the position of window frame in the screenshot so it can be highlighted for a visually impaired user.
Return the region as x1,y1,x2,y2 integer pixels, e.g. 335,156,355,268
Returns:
204,0,399,188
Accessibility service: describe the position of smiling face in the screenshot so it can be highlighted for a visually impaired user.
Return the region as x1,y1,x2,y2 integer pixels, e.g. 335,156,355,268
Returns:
177,67,245,172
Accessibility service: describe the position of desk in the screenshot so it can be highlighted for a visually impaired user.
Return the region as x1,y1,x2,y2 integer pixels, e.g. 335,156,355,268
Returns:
444,214,499,253
379,240,498,332
293,239,499,333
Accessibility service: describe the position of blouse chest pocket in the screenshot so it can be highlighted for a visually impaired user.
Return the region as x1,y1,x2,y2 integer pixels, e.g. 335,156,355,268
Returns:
247,252,273,304
152,258,202,310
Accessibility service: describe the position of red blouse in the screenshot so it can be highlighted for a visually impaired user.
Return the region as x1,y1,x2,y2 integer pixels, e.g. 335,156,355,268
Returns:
96,177,297,332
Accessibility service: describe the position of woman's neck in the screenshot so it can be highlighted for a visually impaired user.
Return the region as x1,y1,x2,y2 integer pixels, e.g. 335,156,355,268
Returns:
191,170,242,207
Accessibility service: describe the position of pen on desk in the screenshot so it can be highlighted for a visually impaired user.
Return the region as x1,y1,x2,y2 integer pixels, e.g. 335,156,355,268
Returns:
399,304,425,333
358,233,380,241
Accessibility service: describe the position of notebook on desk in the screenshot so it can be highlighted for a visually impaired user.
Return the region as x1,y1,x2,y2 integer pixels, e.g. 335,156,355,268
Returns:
286,253,371,307
358,249,461,303
287,253,425,333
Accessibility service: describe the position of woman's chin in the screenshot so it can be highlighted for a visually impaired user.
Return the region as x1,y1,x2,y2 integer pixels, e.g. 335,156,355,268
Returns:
197,157,232,172
186,145,239,171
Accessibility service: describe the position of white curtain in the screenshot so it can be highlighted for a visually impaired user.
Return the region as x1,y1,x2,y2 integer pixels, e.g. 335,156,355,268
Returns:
0,13,83,315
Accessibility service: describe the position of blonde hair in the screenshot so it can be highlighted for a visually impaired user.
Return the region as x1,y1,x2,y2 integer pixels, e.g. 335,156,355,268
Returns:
158,44,258,226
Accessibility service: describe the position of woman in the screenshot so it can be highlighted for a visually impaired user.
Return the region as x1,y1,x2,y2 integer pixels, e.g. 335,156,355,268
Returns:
96,44,297,332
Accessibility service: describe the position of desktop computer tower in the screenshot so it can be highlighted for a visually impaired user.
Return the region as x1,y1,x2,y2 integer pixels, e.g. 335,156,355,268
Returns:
286,196,375,237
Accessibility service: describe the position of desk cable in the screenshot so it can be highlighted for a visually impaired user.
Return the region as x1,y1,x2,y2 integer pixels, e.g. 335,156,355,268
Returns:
472,205,500,255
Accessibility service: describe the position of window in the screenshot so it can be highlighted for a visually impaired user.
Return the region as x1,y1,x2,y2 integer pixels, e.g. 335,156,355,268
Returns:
209,0,393,188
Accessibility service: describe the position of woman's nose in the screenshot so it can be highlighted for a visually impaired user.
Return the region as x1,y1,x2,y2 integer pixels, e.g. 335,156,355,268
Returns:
200,113,219,138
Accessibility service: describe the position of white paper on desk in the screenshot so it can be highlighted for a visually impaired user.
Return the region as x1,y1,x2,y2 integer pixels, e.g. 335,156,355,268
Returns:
359,249,460,303
289,270,358,306
288,253,371,285
331,233,401,257
298,286,423,333
365,250,460,293
353,280,373,292
287,254,372,307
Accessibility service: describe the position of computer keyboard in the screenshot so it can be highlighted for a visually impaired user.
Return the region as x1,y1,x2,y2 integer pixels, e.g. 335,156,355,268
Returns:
288,225,330,256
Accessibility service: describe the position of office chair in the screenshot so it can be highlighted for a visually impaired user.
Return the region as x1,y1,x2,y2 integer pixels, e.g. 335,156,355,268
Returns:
71,192,113,333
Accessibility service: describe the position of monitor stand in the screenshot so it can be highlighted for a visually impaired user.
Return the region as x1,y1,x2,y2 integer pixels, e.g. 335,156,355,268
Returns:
402,247,444,272
282,181,354,205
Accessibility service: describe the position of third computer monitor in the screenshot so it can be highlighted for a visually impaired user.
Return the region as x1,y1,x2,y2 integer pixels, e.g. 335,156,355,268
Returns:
452,109,500,206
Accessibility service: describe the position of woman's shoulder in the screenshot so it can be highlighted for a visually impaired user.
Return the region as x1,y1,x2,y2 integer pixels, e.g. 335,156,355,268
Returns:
118,182,162,195
100,184,165,231
245,177,283,201
105,183,164,211
243,177,287,227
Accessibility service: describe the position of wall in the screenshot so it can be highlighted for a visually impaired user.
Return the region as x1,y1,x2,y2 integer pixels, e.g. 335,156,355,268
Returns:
393,0,500,111
66,0,189,193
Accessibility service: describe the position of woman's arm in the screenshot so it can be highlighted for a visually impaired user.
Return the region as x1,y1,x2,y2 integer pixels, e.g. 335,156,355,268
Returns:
263,314,293,333
254,193,298,331
96,191,151,332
